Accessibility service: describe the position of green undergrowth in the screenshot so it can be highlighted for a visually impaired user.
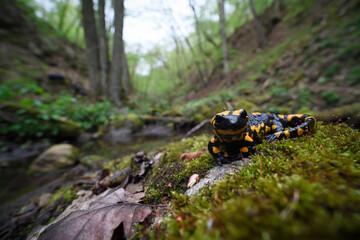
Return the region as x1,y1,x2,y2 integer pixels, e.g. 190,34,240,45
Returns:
145,135,217,202
155,123,360,239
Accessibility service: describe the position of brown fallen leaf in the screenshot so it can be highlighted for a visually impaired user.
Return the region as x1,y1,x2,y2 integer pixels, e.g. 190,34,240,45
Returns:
36,188,151,240
180,150,206,161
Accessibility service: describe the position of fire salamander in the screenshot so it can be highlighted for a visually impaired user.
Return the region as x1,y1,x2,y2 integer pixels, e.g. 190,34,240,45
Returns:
208,109,316,165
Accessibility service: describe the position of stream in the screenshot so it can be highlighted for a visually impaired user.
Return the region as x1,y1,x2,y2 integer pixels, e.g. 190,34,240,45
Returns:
0,123,206,224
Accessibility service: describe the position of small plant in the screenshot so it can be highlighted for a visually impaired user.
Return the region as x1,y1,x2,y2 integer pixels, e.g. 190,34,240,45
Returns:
322,91,340,104
324,64,341,77
345,66,360,85
317,77,328,83
219,90,235,102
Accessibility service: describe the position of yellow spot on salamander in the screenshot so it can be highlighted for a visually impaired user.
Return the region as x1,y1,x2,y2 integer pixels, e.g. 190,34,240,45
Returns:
211,116,215,126
245,135,253,142
278,114,284,118
260,122,265,128
217,111,230,116
240,147,248,153
272,125,277,130
284,130,290,137
287,114,303,122
224,152,228,157
213,147,221,154
275,132,281,138
232,109,243,115
211,138,215,143
250,125,261,133
265,126,270,132
252,112,261,115
297,128,304,136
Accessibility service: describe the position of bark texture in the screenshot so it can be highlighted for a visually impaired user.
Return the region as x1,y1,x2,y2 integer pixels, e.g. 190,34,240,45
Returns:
81,0,100,95
98,0,109,95
249,0,268,49
109,0,129,104
218,0,231,87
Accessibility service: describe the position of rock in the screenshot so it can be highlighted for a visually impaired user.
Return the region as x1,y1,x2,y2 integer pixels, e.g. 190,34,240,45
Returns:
107,169,130,188
37,193,51,209
131,152,153,182
79,155,104,167
125,183,144,194
28,144,79,173
151,152,163,167
185,159,252,196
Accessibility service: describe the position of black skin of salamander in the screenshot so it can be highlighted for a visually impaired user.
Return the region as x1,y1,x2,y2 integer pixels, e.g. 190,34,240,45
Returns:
208,109,316,166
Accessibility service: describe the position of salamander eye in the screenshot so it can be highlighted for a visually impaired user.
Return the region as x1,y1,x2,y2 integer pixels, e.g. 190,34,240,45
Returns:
240,109,248,118
215,115,224,123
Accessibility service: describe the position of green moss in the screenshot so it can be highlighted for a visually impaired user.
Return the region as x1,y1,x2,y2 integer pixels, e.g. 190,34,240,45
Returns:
49,185,77,204
156,123,360,239
345,66,360,85
322,91,340,104
145,135,216,202
102,155,132,174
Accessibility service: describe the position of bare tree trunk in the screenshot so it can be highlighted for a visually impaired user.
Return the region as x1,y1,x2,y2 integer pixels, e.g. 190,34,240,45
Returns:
218,0,231,87
249,0,268,49
109,0,127,104
98,0,109,96
189,0,209,85
121,44,131,93
81,0,100,96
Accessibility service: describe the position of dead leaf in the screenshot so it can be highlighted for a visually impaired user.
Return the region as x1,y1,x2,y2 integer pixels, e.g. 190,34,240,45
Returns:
36,188,151,240
180,150,206,161
187,174,199,188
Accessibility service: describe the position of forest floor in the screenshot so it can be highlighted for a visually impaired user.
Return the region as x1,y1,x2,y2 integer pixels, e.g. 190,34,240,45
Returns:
0,0,359,239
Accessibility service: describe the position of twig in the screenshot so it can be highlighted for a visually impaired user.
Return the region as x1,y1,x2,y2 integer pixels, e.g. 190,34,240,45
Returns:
183,119,211,138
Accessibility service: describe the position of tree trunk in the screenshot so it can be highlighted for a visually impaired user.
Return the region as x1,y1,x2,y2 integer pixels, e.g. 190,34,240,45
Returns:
109,0,127,104
218,0,231,87
98,0,109,96
249,0,268,49
80,0,100,96
121,44,131,93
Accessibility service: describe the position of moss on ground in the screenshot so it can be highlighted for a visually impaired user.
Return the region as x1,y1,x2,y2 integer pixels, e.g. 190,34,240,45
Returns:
49,184,77,204
149,123,360,239
145,135,217,202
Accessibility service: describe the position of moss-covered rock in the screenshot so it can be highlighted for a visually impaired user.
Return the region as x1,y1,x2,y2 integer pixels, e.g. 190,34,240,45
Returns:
28,144,79,173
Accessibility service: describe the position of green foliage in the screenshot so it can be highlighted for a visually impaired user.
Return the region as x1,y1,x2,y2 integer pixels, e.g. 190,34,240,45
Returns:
0,79,45,100
160,124,360,239
322,91,340,104
270,86,288,98
346,66,360,85
0,80,115,138
324,64,341,77
339,42,360,59
219,90,235,102
284,0,316,20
